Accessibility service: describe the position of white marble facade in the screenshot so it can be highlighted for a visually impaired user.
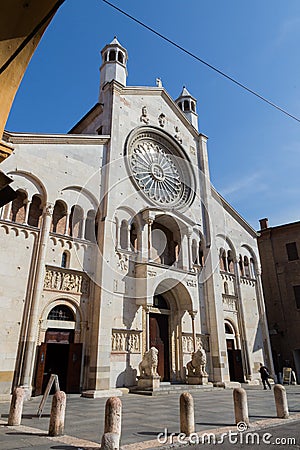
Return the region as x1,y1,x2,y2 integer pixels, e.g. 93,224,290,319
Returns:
0,38,273,399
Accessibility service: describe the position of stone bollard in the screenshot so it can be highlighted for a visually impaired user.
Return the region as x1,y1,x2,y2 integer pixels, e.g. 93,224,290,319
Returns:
8,387,24,426
101,396,122,450
48,391,66,437
180,392,195,436
233,388,249,426
274,384,289,419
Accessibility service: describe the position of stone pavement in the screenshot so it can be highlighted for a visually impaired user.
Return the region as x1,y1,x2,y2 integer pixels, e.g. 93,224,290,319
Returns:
0,385,299,449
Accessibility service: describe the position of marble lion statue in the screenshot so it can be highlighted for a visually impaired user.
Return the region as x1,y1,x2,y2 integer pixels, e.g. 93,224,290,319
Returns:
139,347,159,378
186,343,208,377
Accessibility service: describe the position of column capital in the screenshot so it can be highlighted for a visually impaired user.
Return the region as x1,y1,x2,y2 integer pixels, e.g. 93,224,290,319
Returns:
44,203,54,217
188,310,198,319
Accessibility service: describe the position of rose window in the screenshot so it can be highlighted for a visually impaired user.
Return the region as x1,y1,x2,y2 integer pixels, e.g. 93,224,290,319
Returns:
130,142,183,205
126,128,195,209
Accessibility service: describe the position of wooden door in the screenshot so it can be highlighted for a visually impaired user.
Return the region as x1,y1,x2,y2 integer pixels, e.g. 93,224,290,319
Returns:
35,343,47,396
66,343,82,393
226,339,244,382
149,314,170,381
231,349,244,382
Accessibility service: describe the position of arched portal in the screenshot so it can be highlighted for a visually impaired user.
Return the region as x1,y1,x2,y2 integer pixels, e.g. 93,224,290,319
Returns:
34,301,83,395
225,320,244,382
148,279,194,383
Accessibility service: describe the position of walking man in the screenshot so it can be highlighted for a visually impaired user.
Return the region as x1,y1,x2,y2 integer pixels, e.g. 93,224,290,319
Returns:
259,363,271,390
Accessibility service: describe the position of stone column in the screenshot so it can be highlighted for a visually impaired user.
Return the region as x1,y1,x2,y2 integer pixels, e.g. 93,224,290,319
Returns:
20,202,53,393
127,224,131,251
144,306,150,351
189,310,197,352
147,218,154,261
81,216,86,240
64,211,70,235
115,219,121,248
5,201,12,220
23,200,31,225
187,229,193,270
234,259,251,381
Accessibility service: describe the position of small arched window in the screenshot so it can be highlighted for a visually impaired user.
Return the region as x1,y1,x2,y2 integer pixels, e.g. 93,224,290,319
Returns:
225,323,234,334
28,195,43,227
10,190,27,223
183,100,189,111
51,201,67,234
178,101,183,110
244,256,250,277
224,281,229,295
61,251,69,268
47,305,75,321
250,258,256,278
109,50,116,61
191,101,195,112
118,51,124,63
199,241,204,267
85,210,96,242
130,222,138,251
227,250,235,274
220,249,227,271
69,205,84,238
120,220,128,250
238,255,244,276
192,239,198,264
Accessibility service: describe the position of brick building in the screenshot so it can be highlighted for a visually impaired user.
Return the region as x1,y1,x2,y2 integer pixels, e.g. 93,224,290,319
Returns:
258,218,300,383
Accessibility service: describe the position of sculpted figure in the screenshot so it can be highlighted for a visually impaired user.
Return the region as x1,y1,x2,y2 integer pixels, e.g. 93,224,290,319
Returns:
140,106,150,124
139,347,159,378
186,342,208,377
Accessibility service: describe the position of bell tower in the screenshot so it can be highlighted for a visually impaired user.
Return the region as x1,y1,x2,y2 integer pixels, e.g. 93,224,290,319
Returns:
175,86,198,131
99,36,128,98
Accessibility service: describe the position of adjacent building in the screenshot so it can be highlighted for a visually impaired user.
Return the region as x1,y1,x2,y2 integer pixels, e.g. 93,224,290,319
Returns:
0,38,273,400
258,218,300,382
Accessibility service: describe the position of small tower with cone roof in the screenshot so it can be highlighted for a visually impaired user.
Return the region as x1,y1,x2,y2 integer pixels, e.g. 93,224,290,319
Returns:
175,86,198,130
99,37,128,97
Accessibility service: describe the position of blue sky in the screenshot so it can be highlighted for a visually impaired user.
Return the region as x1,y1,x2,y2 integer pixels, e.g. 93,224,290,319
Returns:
6,0,300,229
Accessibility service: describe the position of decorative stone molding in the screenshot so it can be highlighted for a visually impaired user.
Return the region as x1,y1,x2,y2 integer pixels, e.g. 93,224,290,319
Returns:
222,294,237,311
182,333,209,353
186,278,197,287
158,113,166,127
240,277,256,286
174,126,182,143
43,266,89,295
116,251,128,272
221,272,236,281
111,329,141,353
147,270,157,277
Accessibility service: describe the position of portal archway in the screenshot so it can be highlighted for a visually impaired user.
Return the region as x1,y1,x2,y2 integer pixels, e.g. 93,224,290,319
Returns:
35,300,83,395
148,280,194,382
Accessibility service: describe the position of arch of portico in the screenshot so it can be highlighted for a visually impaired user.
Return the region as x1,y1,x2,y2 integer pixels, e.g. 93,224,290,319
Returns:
141,278,200,383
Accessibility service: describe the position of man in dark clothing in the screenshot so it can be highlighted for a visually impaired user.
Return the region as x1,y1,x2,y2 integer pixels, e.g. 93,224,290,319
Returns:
259,363,272,389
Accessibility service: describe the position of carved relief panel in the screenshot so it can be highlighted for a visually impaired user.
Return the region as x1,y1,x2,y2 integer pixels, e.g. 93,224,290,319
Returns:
43,266,89,295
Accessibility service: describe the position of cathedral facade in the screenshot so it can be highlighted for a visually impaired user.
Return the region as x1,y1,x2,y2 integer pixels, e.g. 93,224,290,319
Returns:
0,38,273,400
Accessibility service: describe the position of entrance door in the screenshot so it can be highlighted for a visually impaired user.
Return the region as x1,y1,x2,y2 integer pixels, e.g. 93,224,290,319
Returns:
226,339,244,382
34,330,82,395
149,314,170,381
